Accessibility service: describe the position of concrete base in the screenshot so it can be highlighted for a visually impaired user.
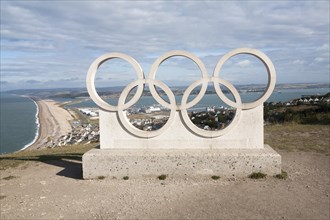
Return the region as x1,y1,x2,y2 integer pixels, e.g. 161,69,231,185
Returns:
99,106,264,149
82,145,281,179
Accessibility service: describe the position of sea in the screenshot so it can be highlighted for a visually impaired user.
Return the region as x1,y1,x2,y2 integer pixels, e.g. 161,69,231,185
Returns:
0,87,329,154
0,93,39,154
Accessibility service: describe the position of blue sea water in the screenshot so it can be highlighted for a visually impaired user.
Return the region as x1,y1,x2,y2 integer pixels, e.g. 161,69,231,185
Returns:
0,93,39,154
0,87,329,154
67,88,330,109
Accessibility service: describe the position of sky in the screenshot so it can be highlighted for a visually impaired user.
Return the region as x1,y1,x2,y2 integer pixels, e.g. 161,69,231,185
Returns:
0,0,329,91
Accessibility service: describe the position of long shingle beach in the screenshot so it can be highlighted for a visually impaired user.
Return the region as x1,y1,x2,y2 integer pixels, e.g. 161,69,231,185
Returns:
26,98,73,150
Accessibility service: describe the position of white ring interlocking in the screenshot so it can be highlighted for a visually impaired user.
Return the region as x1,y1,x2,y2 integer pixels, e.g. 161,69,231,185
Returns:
86,48,276,138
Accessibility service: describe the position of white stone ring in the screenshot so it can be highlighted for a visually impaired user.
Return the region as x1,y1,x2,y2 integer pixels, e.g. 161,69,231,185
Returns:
213,48,276,110
86,53,145,111
86,48,276,138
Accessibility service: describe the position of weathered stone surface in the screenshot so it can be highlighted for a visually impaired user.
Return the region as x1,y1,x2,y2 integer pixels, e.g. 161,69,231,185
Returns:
83,145,281,179
99,106,264,149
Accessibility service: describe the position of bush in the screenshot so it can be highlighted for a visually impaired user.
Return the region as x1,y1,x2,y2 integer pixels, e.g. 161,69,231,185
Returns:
158,174,167,180
211,175,220,180
249,172,267,179
274,170,288,180
264,102,330,125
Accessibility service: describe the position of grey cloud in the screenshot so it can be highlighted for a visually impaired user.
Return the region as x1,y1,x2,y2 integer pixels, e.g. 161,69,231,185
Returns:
0,1,329,89
0,81,9,85
26,79,41,84
59,77,80,82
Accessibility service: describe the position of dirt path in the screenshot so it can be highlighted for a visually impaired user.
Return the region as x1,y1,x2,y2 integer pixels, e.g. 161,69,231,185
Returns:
0,151,329,219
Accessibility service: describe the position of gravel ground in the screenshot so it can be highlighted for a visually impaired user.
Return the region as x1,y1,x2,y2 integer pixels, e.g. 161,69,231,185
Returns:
0,150,329,219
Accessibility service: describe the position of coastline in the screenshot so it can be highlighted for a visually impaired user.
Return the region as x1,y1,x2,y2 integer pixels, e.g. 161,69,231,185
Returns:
24,97,74,150
19,96,40,151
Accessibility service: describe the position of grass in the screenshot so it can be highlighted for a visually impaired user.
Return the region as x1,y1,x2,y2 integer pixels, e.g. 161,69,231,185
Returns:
249,172,267,179
0,123,328,172
97,176,105,180
123,176,129,180
0,143,98,170
274,170,288,180
265,123,330,153
211,175,220,180
158,174,167,180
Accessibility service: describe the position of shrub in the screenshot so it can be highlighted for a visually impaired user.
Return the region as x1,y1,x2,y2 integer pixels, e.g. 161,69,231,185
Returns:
158,174,167,180
249,172,267,179
274,170,288,179
211,175,220,180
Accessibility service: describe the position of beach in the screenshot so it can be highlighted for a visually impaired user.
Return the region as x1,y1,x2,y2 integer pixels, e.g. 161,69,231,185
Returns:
27,98,73,150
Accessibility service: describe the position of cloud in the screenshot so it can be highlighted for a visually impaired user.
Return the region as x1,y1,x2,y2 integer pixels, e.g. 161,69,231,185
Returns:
313,57,325,63
58,77,80,82
292,59,304,65
236,60,251,67
26,79,41,84
0,1,329,90
317,44,329,51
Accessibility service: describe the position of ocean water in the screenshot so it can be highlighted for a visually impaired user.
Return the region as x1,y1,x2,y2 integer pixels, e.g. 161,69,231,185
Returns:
0,93,39,154
67,88,330,109
0,87,329,154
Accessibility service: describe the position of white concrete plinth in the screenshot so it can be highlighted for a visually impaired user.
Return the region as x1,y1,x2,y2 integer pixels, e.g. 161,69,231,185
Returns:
99,106,264,149
82,145,281,179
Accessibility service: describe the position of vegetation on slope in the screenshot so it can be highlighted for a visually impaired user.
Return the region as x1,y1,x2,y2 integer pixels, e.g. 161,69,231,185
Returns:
0,143,98,170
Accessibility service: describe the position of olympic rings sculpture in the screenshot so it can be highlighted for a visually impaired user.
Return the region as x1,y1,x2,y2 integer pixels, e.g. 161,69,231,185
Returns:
86,48,276,138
